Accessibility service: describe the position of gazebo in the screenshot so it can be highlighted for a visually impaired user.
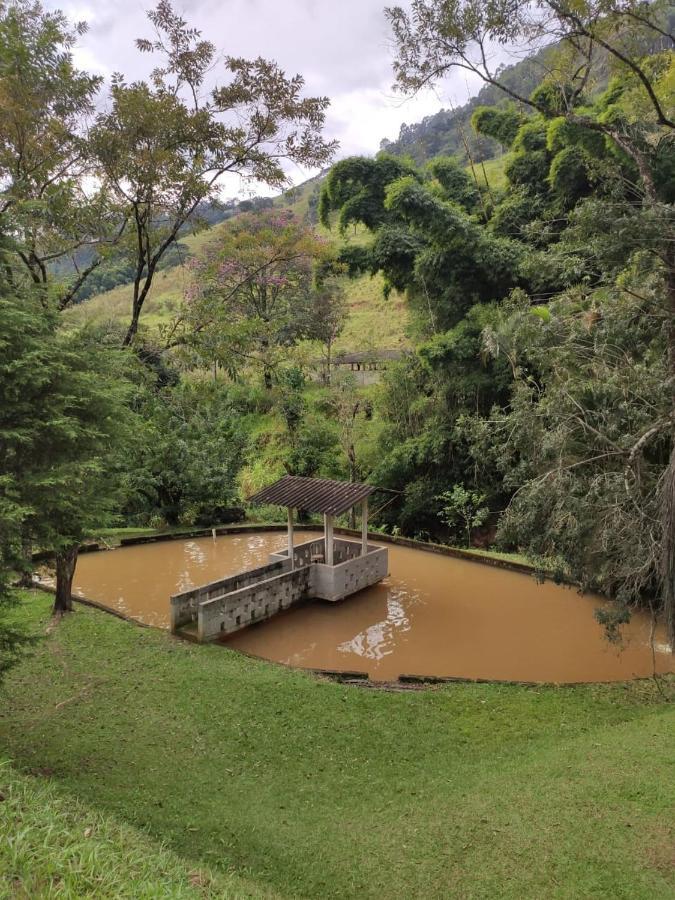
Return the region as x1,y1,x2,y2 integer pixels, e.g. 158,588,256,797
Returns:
170,475,389,642
248,474,375,569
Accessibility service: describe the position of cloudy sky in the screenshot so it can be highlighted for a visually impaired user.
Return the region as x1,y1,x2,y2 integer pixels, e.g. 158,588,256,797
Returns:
47,0,488,196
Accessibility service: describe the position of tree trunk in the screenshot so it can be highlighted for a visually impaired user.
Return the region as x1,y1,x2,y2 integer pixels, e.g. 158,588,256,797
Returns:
348,447,357,529
661,249,675,650
17,530,33,587
123,297,143,347
661,445,675,650
54,544,79,614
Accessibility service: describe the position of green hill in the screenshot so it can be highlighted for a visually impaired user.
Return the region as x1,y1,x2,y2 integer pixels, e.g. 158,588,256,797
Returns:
67,180,411,354
379,46,554,165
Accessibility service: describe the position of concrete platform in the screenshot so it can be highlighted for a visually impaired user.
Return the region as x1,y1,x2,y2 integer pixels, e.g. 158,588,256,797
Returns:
171,537,388,641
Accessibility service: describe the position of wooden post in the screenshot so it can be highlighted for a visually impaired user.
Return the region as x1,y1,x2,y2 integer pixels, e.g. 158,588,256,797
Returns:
287,507,294,570
361,498,368,556
324,513,334,566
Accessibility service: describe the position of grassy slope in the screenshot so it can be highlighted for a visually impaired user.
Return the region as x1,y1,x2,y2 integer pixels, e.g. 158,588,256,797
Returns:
67,186,410,353
65,155,512,352
0,759,272,899
1,592,673,899
472,155,510,194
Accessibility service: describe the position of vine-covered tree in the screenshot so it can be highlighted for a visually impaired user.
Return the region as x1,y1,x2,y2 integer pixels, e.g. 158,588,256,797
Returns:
320,154,523,330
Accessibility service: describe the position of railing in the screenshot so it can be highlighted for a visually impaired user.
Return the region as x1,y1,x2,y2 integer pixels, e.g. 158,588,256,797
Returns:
271,537,373,569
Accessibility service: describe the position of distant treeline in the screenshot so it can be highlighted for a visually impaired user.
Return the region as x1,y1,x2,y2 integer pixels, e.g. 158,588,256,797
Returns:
54,196,275,303
379,47,555,164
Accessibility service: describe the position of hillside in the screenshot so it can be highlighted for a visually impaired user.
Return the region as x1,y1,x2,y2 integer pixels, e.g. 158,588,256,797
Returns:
67,151,514,353
67,196,411,355
379,46,554,164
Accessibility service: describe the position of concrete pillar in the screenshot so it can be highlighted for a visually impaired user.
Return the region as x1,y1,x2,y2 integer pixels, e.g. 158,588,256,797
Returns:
324,513,334,566
287,507,294,570
361,498,368,556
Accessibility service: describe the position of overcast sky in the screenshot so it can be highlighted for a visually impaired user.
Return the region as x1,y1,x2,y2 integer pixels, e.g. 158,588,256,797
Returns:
47,0,488,197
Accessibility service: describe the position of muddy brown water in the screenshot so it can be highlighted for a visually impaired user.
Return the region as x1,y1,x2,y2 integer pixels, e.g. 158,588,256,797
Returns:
72,531,674,683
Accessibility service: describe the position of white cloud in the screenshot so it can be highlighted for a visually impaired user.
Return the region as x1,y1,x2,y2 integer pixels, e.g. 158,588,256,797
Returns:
45,0,492,195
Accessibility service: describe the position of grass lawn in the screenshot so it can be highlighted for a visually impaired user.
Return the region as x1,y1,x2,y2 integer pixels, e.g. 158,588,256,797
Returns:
0,759,267,898
1,592,674,899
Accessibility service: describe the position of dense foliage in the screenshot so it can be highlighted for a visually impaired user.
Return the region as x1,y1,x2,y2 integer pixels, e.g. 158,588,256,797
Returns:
320,31,674,639
0,268,135,622
173,210,334,387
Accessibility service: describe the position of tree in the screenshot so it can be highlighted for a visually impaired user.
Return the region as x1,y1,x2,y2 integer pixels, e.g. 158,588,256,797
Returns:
328,373,374,526
319,155,419,232
306,276,347,383
437,485,489,546
371,305,512,535
386,0,674,177
0,0,118,307
90,1,336,347
173,209,331,388
477,281,670,627
320,154,522,331
125,379,247,527
0,223,33,674
386,0,675,645
0,284,136,613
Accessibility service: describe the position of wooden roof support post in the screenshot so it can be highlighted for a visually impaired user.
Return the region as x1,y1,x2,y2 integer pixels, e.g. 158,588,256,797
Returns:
361,497,368,556
287,507,294,570
324,513,334,566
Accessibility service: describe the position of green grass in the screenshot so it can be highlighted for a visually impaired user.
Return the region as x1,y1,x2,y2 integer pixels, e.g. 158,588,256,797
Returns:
449,545,534,567
336,273,409,353
0,759,270,899
470,155,510,194
1,592,674,899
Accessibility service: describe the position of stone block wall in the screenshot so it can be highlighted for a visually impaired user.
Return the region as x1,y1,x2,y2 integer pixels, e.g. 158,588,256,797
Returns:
311,546,388,601
170,558,289,631
272,537,367,568
198,565,312,641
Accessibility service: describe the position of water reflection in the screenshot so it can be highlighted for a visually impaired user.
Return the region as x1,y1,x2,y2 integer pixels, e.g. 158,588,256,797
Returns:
338,591,413,661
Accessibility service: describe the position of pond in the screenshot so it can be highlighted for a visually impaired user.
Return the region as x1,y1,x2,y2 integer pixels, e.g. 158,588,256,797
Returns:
72,530,674,683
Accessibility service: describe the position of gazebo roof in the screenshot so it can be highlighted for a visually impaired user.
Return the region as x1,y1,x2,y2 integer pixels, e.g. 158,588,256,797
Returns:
248,475,375,516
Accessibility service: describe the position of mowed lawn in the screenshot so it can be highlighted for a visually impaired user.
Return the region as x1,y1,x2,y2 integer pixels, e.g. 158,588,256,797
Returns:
1,592,674,899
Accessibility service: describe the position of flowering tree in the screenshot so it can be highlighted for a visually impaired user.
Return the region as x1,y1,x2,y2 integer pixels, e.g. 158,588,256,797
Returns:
91,1,336,346
172,210,331,387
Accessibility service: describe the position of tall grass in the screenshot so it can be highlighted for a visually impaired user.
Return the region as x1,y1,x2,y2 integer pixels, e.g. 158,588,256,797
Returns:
0,759,270,898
